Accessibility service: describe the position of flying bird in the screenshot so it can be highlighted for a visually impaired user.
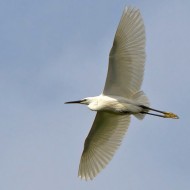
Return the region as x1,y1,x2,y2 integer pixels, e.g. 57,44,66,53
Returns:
65,6,179,180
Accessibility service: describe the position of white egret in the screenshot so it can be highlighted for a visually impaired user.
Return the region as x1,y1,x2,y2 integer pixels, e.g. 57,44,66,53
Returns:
65,6,179,180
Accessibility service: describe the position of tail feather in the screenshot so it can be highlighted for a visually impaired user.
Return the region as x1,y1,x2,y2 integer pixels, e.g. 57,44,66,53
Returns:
132,91,150,120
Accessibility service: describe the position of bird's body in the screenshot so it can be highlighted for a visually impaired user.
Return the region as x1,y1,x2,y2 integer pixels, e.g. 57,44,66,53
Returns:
84,93,148,116
94,95,139,113
65,6,178,180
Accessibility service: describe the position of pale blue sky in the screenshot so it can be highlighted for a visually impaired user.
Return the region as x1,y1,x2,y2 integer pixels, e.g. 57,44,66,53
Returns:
0,0,189,190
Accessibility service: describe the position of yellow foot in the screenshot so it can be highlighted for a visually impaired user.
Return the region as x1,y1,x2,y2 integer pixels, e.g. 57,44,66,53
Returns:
164,112,179,119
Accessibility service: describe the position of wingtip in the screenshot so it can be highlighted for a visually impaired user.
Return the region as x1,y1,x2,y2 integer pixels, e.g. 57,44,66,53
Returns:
78,172,94,181
123,5,140,13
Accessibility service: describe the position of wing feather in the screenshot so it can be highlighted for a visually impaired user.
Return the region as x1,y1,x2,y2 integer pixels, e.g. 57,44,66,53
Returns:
78,112,130,180
103,6,146,98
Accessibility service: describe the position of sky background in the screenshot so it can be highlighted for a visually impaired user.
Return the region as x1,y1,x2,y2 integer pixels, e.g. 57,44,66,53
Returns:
0,0,190,189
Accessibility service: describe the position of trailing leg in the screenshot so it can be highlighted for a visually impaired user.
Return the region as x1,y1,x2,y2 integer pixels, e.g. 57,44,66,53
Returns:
140,105,179,119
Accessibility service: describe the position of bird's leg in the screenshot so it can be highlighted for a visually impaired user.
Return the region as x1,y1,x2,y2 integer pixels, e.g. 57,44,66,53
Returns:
140,105,179,119
141,111,167,118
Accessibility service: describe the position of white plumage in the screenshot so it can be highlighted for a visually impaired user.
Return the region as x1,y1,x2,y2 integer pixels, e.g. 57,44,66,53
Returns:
65,6,178,180
104,7,145,98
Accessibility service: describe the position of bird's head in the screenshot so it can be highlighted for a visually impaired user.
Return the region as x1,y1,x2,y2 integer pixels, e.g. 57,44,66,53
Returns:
65,97,95,105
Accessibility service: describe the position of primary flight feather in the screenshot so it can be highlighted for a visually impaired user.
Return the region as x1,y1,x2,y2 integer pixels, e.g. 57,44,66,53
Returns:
65,6,178,180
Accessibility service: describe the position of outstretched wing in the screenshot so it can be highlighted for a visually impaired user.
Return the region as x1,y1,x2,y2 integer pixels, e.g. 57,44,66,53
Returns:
78,112,131,180
103,6,146,98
